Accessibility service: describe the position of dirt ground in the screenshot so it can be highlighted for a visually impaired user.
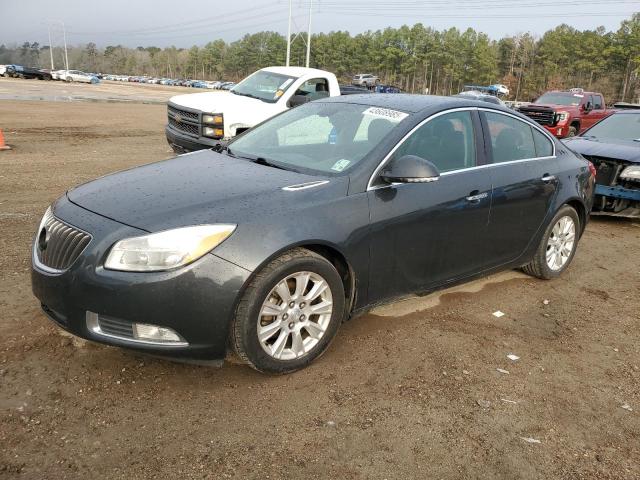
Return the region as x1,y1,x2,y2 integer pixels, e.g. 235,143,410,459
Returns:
0,81,639,479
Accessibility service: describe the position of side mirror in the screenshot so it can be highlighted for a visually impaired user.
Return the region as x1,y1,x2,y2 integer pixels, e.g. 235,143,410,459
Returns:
288,95,310,108
583,101,592,112
380,155,440,184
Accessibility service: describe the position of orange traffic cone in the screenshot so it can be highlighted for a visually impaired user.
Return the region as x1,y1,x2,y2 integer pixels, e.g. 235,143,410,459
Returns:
0,129,10,150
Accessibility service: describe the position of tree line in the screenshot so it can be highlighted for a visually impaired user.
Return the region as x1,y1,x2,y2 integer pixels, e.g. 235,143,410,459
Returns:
1,13,638,102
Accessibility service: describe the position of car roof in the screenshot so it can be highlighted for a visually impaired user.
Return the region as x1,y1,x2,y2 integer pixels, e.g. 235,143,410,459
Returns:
320,93,513,114
261,66,332,78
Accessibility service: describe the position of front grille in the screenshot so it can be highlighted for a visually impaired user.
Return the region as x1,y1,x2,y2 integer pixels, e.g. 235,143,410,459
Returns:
168,116,199,136
167,104,200,138
98,315,134,339
36,211,91,271
167,105,198,121
519,107,556,126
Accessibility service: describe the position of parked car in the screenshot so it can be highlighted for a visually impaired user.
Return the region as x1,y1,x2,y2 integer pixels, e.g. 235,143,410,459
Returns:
563,108,640,218
489,84,510,96
352,73,379,88
6,65,52,80
339,84,372,95
166,66,341,152
0,65,7,76
375,84,403,93
518,89,611,138
32,94,594,373
453,90,505,106
63,70,99,84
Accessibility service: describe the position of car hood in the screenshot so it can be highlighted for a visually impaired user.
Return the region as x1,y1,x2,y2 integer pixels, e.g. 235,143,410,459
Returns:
523,103,579,111
67,150,344,232
563,136,640,163
168,91,283,135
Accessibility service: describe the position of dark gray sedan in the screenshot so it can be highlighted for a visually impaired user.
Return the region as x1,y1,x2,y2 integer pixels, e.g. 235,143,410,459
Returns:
32,95,595,373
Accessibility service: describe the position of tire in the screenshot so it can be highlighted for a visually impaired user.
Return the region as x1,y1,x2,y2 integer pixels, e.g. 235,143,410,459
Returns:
231,247,345,374
567,125,578,137
66,77,73,82
522,205,580,280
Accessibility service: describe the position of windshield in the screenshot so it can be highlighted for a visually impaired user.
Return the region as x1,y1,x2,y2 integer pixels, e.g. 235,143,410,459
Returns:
229,102,408,175
535,92,583,106
584,113,640,141
230,70,297,103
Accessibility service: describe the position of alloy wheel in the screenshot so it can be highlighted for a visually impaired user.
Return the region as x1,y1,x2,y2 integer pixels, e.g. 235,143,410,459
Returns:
257,271,333,361
546,216,576,271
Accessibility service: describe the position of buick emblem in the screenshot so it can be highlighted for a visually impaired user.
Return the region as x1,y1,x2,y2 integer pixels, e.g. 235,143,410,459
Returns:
38,226,49,251
174,114,182,123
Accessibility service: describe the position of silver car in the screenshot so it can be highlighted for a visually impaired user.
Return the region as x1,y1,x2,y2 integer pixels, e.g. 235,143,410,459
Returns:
352,73,379,88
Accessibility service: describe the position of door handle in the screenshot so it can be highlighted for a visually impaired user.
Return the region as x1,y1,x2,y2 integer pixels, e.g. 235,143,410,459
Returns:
541,174,556,183
466,191,488,202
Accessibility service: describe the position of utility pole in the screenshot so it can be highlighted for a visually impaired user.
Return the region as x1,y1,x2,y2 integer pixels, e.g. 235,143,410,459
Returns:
47,25,55,70
285,0,292,67
305,0,312,68
62,21,69,70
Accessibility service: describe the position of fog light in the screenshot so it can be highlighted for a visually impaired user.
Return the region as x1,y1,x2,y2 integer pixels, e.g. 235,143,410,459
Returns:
133,323,186,344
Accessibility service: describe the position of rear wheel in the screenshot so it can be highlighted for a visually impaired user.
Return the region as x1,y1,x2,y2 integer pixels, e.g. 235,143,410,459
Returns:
522,205,580,279
66,76,73,82
231,248,345,374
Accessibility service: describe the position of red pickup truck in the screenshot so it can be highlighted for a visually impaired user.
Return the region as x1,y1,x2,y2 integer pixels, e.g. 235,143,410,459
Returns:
518,89,611,138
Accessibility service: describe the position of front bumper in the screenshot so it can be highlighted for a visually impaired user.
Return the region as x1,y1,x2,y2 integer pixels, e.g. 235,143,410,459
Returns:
165,125,222,153
592,184,640,218
31,196,251,362
542,124,568,138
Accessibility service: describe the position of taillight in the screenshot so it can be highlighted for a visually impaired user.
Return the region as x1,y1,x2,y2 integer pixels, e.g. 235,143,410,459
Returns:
588,162,597,178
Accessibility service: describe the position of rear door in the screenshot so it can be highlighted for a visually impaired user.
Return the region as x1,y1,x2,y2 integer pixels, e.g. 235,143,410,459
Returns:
480,109,559,266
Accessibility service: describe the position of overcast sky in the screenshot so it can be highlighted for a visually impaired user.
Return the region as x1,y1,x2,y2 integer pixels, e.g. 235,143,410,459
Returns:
1,0,636,48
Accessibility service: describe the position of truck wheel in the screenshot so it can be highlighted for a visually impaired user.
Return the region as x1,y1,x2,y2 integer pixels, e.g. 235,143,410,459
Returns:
568,125,578,137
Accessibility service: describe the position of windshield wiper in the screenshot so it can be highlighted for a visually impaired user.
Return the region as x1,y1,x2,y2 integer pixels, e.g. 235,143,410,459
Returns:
252,157,289,171
230,90,262,101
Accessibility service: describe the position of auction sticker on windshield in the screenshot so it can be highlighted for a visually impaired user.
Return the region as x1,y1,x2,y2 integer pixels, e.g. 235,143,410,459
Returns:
331,159,351,172
363,107,408,122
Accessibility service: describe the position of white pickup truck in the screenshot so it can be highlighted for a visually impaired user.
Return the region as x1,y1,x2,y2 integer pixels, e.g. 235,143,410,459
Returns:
165,66,342,152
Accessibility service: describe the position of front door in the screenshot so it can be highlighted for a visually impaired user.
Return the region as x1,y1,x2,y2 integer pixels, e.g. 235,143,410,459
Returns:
367,109,493,304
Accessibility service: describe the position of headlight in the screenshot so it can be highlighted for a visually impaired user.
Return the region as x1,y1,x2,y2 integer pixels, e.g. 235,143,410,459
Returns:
104,224,236,272
555,111,569,123
202,114,223,125
620,165,640,182
203,126,224,138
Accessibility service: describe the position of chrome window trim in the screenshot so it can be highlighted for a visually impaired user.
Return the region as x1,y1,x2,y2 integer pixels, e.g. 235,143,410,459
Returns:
366,106,557,191
367,107,478,191
478,107,557,157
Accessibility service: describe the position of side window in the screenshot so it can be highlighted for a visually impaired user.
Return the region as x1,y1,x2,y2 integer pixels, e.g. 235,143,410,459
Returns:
484,112,536,163
277,114,333,146
532,128,554,157
594,95,603,110
294,78,330,101
394,110,476,172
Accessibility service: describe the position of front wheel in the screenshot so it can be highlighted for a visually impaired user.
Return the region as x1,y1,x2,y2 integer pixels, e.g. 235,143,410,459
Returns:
567,125,578,137
66,77,73,82
231,248,345,374
522,205,580,279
